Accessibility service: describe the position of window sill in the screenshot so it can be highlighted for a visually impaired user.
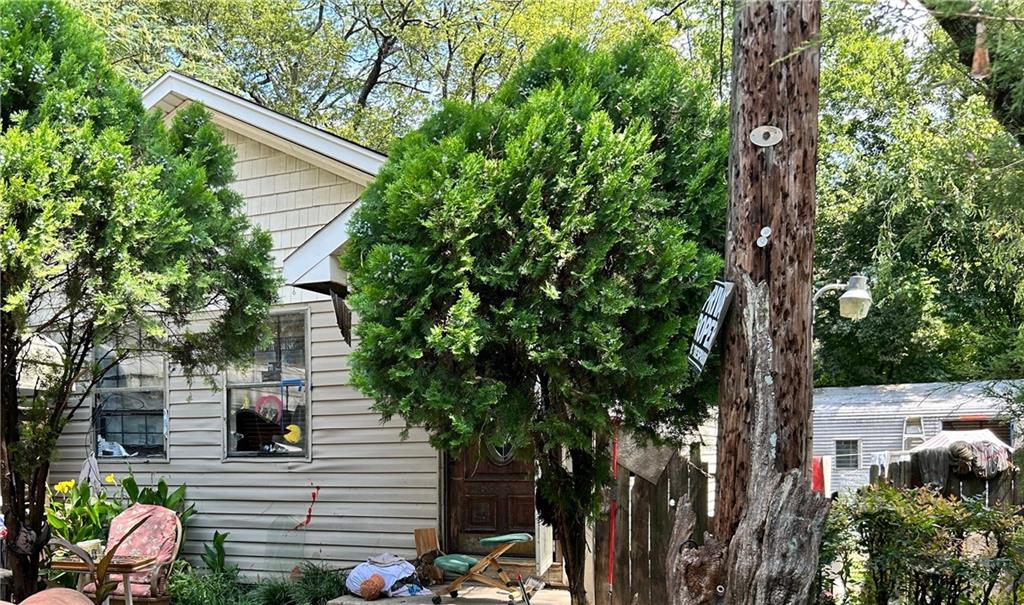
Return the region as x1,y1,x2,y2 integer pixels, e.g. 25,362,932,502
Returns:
221,454,312,463
96,456,169,464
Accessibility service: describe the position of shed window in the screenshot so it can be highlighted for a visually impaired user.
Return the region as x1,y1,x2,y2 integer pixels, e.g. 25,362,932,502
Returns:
834,440,860,470
226,312,309,458
904,417,924,450
93,333,166,458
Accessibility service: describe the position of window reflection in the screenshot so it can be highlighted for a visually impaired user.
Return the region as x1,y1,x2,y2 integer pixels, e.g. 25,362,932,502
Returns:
93,334,166,458
226,313,308,457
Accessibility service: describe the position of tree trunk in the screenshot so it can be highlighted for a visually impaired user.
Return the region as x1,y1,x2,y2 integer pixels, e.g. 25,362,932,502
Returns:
924,1,1024,147
2,287,49,600
556,506,589,605
7,550,43,600
536,446,595,605
671,2,830,603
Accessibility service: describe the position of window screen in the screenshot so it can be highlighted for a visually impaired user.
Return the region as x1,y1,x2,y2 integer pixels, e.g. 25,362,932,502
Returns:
835,440,860,470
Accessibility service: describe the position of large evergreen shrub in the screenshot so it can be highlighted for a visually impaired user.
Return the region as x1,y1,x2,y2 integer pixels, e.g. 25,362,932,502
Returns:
342,35,727,603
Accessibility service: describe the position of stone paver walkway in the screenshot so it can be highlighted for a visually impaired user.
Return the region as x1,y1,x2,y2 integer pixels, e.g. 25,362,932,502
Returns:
327,585,569,605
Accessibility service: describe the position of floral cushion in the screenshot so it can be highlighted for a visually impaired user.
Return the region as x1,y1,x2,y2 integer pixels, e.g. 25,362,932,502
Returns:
94,503,179,595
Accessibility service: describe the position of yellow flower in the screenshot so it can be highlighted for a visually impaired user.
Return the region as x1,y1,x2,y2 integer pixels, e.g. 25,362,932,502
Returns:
54,480,75,494
104,474,116,485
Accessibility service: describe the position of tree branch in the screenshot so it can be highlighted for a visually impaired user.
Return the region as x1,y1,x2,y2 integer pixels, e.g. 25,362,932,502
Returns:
924,0,1024,145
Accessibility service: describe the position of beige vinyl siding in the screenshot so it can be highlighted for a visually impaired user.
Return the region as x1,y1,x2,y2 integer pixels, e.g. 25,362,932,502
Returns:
222,127,364,304
51,124,440,577
694,419,717,516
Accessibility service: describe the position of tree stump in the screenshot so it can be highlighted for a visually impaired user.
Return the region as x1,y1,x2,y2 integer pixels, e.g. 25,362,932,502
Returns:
670,279,829,604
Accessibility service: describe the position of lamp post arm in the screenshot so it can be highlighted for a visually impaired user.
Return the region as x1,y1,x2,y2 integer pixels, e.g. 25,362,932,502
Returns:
812,282,846,307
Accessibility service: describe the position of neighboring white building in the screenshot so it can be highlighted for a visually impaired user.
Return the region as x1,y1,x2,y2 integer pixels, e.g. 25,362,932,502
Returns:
691,381,1020,503
812,380,1021,493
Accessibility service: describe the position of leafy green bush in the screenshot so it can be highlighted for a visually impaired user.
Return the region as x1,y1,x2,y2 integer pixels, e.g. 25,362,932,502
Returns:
45,480,122,544
201,531,233,575
815,495,861,604
290,562,348,605
45,473,197,545
248,577,298,605
168,561,254,605
816,484,1024,605
120,475,197,526
168,560,347,605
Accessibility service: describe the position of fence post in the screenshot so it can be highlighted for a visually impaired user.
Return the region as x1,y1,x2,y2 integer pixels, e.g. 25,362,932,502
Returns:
630,478,652,605
909,453,922,488
668,453,689,513
990,472,1013,507
687,444,709,545
650,466,671,604
612,471,631,605
594,436,612,605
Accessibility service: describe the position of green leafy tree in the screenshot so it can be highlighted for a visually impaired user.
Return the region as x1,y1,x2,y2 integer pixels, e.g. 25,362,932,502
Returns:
924,0,1024,145
0,1,277,598
75,0,679,150
813,1,1024,386
342,36,727,604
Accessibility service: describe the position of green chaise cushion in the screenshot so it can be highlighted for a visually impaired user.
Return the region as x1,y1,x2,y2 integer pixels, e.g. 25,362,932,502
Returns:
435,554,479,575
479,533,533,547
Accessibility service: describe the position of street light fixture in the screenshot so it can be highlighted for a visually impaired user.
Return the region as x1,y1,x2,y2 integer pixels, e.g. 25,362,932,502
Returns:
813,274,872,320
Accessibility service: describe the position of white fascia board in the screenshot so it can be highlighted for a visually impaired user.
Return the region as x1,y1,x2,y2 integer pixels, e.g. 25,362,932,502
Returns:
142,72,386,178
294,256,348,287
283,202,359,286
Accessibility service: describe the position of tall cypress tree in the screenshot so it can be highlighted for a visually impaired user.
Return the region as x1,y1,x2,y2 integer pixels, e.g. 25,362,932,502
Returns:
343,36,728,604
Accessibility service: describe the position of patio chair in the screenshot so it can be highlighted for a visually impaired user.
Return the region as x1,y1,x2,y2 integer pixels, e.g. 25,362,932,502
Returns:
431,533,533,604
52,503,182,605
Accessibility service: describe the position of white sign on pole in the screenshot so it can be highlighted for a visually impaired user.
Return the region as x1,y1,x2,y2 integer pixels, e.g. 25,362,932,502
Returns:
688,280,734,375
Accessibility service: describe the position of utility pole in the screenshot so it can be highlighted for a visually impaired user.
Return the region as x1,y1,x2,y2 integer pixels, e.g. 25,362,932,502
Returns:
670,2,830,603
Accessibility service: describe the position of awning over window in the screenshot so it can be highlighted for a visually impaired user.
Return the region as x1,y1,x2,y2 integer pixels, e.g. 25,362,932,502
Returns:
282,202,357,296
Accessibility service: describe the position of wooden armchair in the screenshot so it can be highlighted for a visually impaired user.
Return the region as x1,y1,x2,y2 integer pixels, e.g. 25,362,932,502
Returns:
51,504,182,605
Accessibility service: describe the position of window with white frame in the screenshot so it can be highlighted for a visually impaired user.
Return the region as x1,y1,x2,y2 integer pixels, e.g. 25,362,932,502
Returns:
93,333,167,458
834,439,860,470
903,416,924,450
226,311,309,458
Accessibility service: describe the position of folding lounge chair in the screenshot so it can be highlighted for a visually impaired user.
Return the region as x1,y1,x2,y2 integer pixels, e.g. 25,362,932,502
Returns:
432,533,533,604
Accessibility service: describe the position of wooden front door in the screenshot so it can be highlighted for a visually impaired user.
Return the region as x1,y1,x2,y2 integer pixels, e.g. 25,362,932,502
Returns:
446,444,535,556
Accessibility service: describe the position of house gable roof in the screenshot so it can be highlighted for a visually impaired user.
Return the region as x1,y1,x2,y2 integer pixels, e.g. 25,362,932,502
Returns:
813,380,1023,418
143,72,385,293
141,72,386,183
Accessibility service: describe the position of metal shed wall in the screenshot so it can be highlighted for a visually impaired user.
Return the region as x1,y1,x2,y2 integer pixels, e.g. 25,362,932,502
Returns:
811,381,1019,493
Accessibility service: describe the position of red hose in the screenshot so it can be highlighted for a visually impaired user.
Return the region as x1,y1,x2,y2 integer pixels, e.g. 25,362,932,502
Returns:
607,424,620,594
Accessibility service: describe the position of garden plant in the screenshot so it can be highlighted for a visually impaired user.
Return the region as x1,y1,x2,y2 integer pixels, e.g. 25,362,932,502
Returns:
817,484,1024,605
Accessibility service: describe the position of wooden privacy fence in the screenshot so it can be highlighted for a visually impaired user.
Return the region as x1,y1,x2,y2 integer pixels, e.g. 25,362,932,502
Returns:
594,444,710,605
869,448,1024,506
